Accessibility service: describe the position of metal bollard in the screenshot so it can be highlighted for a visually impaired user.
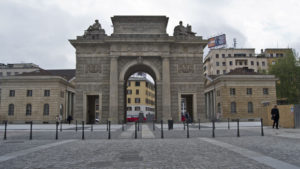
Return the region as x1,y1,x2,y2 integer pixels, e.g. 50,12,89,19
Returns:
161,120,164,139
212,120,215,138
108,121,111,140
135,121,137,139
153,120,155,131
122,121,124,131
29,121,33,140
76,120,78,132
198,119,201,130
237,119,240,137
91,124,93,132
56,122,58,140
82,121,85,140
60,121,62,132
228,118,230,130
187,120,190,138
4,121,7,140
261,118,264,136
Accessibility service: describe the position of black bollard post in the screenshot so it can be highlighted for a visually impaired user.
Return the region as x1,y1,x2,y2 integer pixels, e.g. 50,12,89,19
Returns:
122,120,124,131
135,121,137,139
161,120,164,139
60,121,62,132
237,119,240,137
56,122,58,140
153,120,155,131
187,120,190,138
82,121,85,140
198,119,201,130
75,120,77,132
261,118,264,136
212,120,215,138
91,124,93,132
108,121,111,140
29,121,33,140
228,118,230,130
4,121,7,140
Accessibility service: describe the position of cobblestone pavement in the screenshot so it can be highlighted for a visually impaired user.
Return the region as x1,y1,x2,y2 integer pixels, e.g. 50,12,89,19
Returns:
0,123,299,169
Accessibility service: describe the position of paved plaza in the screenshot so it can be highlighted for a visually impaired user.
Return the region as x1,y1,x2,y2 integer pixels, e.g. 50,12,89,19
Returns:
0,122,300,169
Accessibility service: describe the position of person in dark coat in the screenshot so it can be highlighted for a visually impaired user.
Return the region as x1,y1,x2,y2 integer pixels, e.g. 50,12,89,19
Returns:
271,105,280,129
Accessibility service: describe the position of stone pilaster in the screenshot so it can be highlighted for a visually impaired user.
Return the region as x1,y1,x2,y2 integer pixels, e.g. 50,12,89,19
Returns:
162,57,172,121
109,56,118,123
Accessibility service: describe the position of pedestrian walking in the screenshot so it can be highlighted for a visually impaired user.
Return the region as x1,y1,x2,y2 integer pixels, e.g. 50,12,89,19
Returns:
271,105,280,129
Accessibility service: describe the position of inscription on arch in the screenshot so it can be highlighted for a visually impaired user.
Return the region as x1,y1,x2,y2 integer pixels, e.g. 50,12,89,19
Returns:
177,64,194,73
85,64,102,73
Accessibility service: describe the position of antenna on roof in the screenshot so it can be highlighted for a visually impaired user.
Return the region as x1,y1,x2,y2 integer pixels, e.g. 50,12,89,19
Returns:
233,38,237,48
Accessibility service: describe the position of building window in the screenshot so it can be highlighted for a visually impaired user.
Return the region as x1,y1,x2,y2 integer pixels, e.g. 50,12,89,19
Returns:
251,61,254,65
222,54,225,58
27,90,32,97
272,61,276,65
136,89,139,95
135,106,140,111
135,82,140,86
231,102,236,113
203,66,206,71
257,62,259,66
249,54,252,57
228,54,231,57
216,62,219,66
44,90,50,97
127,81,131,86
262,61,265,66
239,61,243,65
217,70,220,74
230,88,236,96
229,61,233,65
60,91,64,98
9,90,15,97
43,104,49,116
127,107,132,111
26,104,32,116
7,72,11,76
222,62,226,66
135,98,140,103
217,103,221,113
8,104,14,116
127,90,132,94
270,53,273,57
247,88,252,95
216,54,219,58
223,70,226,74
263,88,269,95
127,98,131,103
248,102,253,113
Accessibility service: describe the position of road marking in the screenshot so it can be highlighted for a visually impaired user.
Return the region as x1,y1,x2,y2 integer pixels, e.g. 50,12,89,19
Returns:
142,124,155,139
0,140,76,163
199,138,300,169
119,125,135,139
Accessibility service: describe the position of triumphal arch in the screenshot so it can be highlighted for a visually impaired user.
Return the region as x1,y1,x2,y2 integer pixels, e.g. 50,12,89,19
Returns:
70,16,208,123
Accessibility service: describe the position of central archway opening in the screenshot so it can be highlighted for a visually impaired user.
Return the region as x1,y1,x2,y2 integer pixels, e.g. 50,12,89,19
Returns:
123,64,157,123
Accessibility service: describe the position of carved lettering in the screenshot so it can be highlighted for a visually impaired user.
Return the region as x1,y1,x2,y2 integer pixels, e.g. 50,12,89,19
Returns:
178,64,194,73
85,64,102,73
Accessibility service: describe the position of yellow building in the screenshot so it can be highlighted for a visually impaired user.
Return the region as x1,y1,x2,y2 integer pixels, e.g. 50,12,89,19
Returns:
126,76,155,122
261,48,293,66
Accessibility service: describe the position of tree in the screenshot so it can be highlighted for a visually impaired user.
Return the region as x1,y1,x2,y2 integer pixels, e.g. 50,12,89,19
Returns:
269,50,300,104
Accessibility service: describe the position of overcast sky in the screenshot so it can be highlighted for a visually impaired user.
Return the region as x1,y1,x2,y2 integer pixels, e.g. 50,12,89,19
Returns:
1,0,299,69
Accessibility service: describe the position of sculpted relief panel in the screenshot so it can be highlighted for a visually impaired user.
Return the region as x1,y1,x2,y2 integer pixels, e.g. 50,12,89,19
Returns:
177,64,194,73
85,64,102,74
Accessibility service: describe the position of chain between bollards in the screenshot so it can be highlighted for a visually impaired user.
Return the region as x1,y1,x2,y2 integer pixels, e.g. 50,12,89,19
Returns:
82,121,85,140
29,121,33,140
56,122,58,140
261,118,264,136
4,121,7,140
212,119,215,138
161,120,164,139
237,119,240,137
108,121,111,140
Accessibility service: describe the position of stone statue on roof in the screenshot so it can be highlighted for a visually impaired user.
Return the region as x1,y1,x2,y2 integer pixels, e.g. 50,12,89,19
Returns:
173,21,196,37
87,20,101,31
83,19,106,39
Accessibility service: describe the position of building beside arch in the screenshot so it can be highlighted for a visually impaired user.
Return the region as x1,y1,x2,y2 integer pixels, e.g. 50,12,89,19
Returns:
69,16,208,123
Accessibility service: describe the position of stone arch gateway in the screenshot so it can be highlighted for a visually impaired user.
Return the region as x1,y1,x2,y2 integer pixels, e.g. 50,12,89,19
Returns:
69,16,208,123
